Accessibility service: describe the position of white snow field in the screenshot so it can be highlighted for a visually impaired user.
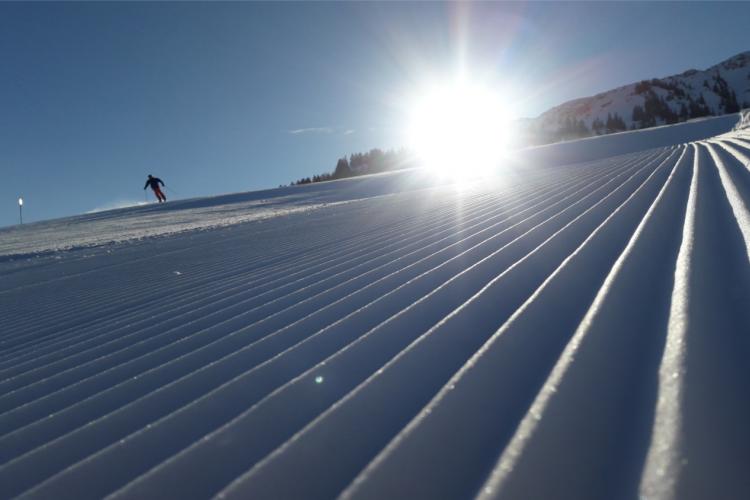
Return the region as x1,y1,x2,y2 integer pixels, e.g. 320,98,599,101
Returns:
1,113,749,500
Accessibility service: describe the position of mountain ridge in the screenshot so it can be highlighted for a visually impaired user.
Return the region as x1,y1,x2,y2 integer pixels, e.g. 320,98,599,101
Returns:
520,50,750,145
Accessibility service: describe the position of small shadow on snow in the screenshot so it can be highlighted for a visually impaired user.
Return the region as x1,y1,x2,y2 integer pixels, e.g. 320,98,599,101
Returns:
87,200,149,213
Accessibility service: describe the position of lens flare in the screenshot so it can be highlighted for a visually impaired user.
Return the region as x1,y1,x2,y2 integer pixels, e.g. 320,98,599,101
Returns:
408,81,512,178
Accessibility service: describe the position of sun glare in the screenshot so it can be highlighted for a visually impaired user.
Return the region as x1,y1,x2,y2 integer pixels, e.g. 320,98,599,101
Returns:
408,81,513,178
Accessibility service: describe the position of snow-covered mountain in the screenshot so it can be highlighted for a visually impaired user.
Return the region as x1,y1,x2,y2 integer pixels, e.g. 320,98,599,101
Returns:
521,51,750,144
1,113,748,499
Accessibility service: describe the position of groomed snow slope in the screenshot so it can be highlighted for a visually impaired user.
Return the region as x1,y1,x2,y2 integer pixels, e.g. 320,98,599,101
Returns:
1,114,749,500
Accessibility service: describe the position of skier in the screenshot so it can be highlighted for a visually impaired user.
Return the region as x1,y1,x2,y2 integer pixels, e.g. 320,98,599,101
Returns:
144,174,167,203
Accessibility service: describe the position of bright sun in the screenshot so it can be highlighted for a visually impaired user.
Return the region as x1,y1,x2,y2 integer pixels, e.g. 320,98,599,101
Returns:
408,81,512,178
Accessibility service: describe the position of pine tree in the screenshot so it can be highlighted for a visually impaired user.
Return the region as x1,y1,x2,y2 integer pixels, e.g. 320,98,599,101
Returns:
679,103,689,121
334,157,351,179
632,105,645,127
592,117,605,135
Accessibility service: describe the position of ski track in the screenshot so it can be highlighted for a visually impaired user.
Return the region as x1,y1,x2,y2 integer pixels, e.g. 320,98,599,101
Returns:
1,124,749,499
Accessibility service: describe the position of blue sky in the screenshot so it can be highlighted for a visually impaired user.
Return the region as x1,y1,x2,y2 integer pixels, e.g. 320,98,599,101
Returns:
1,1,749,227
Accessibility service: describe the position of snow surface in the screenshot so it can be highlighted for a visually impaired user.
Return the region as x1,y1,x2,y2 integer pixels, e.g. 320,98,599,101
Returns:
1,114,749,499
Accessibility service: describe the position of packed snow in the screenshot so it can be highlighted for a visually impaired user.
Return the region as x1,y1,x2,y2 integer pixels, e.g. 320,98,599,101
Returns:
0,173,449,258
0,112,749,499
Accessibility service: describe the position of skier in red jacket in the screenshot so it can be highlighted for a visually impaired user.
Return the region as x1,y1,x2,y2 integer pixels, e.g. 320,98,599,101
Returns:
144,175,167,203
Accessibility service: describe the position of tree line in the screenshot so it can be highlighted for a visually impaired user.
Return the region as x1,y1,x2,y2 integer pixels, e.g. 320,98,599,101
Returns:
290,148,415,186
629,73,744,128
530,73,747,145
